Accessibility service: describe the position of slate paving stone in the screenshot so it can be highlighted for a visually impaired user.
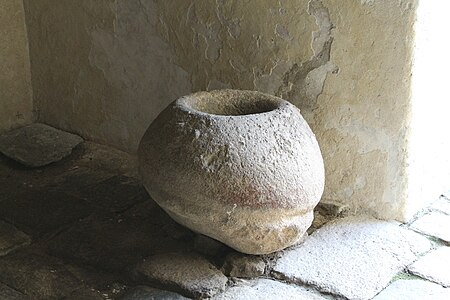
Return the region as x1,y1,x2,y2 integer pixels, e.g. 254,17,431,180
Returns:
71,175,149,213
120,286,189,300
0,220,31,256
373,279,450,300
272,216,431,300
0,252,84,299
0,282,29,300
408,247,450,287
0,123,83,167
410,211,450,242
48,211,194,272
0,189,92,237
221,252,266,278
134,252,228,299
430,196,450,215
212,278,330,300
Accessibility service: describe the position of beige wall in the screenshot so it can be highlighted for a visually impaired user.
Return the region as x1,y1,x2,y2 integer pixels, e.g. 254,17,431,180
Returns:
0,0,33,132
24,0,421,220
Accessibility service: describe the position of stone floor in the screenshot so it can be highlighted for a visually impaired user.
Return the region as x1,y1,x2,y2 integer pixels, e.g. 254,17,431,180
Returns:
0,141,449,299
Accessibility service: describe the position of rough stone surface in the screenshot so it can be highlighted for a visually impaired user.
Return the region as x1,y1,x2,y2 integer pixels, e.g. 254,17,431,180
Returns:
0,123,83,167
373,279,450,300
212,279,329,300
0,220,31,256
0,252,84,299
408,247,450,287
410,211,450,242
23,0,437,222
0,0,33,132
134,252,228,298
221,252,266,278
121,286,189,300
139,90,324,254
0,282,29,300
272,216,431,300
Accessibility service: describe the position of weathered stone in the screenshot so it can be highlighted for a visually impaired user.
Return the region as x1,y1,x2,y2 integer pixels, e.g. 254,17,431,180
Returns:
0,123,83,167
0,189,91,237
0,282,29,300
139,90,325,255
0,220,31,256
0,252,83,299
121,286,189,300
48,212,193,272
408,247,450,287
221,252,265,278
212,279,329,300
373,279,450,300
430,196,450,215
272,216,431,300
410,211,450,242
134,252,228,298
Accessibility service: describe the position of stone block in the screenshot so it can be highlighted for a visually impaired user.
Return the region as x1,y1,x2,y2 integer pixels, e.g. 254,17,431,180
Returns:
212,279,329,300
410,211,450,242
134,252,228,298
272,216,431,300
408,247,450,287
373,279,450,300
0,220,30,256
0,123,83,167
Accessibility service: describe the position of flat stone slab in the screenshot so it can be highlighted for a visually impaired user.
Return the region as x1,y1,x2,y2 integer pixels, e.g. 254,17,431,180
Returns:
212,278,329,300
272,216,431,300
134,252,228,298
121,286,189,300
0,282,29,300
408,247,450,287
0,220,31,256
0,123,83,167
430,196,450,215
70,175,149,212
373,279,450,300
0,252,83,299
0,189,91,237
410,211,450,242
48,211,193,272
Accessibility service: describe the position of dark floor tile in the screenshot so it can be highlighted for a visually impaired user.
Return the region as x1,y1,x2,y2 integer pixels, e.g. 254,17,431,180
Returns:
48,209,194,273
69,175,149,213
0,189,92,237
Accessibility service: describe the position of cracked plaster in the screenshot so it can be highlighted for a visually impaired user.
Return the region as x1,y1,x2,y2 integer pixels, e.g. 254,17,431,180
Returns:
23,0,420,220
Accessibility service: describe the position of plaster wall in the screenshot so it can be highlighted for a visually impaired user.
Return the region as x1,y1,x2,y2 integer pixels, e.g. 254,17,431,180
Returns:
0,0,33,132
24,0,419,220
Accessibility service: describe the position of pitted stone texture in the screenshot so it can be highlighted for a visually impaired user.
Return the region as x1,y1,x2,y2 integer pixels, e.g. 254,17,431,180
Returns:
272,216,431,300
221,252,266,278
373,279,450,300
121,286,189,300
0,123,83,167
0,252,84,299
134,252,228,299
0,220,31,256
212,279,329,300
408,247,450,287
410,211,450,242
138,90,324,254
0,282,29,300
